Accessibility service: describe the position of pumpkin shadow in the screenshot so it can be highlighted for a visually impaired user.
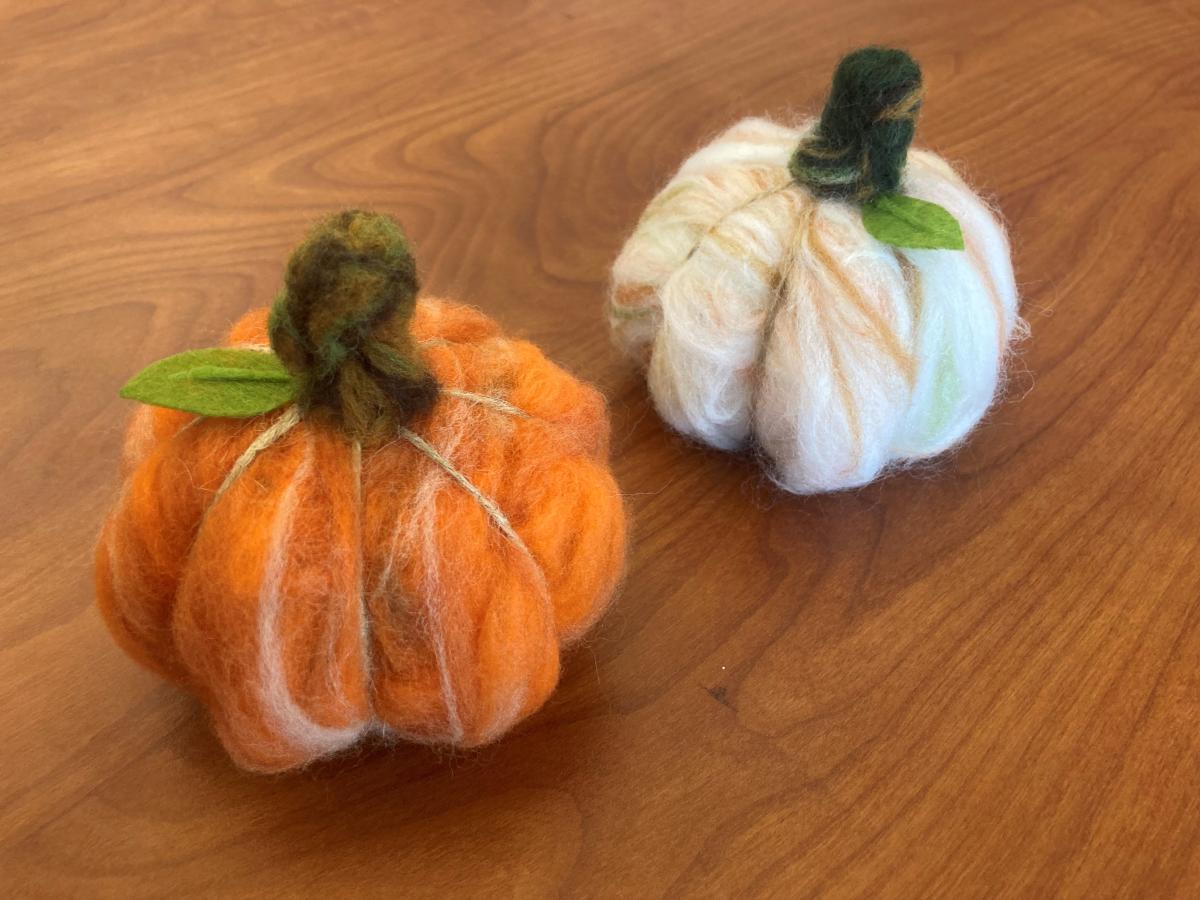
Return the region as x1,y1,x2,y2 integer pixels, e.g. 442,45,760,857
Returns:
167,649,609,856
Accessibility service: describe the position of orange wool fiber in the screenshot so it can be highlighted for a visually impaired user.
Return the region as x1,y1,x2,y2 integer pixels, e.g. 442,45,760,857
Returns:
97,239,626,772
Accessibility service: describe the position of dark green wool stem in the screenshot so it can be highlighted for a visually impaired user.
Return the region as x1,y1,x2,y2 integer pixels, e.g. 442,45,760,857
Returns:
268,209,438,441
789,47,923,202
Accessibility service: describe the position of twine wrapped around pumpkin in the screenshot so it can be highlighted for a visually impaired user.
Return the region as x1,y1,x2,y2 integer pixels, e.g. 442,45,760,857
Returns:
609,47,1024,493
98,211,627,772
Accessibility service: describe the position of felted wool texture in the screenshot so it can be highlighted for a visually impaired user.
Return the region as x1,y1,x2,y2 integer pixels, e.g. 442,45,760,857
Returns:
268,210,439,440
96,300,626,773
789,47,922,202
609,116,1023,494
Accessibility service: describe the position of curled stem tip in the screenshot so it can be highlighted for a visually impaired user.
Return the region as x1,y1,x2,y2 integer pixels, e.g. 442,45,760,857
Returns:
789,47,923,202
268,209,438,440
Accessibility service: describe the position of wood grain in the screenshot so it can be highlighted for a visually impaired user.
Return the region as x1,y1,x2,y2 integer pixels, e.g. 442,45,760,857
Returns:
2,0,1199,896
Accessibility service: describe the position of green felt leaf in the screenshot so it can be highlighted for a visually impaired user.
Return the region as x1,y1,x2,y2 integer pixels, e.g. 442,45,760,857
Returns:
862,193,965,250
120,348,297,417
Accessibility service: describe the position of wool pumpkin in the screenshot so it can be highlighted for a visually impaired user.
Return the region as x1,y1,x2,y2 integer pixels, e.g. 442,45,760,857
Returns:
96,210,626,772
609,47,1024,494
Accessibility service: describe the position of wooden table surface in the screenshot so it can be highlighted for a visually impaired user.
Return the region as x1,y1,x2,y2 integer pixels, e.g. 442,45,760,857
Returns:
3,0,1199,896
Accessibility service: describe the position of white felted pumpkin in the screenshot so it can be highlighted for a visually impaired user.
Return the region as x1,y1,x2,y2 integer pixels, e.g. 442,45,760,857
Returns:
609,47,1023,494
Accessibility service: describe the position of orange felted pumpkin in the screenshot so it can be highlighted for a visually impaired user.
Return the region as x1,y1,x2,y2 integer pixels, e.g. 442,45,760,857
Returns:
96,210,626,772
